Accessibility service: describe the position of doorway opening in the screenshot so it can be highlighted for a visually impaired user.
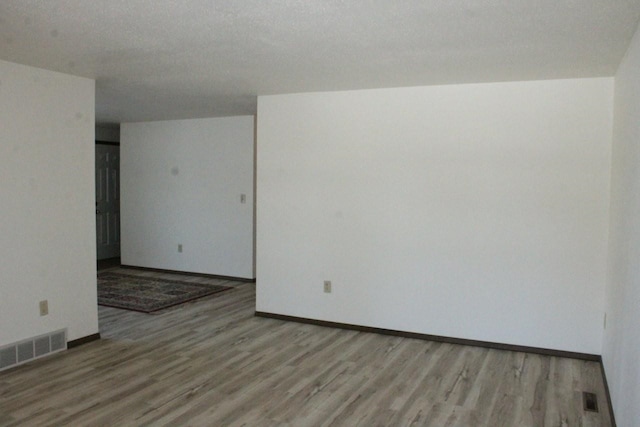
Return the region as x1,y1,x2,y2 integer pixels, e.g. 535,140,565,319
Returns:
95,141,121,269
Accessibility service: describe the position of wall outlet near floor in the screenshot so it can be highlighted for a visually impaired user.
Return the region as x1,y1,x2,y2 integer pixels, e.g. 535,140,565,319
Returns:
178,244,183,253
324,280,332,293
39,300,48,316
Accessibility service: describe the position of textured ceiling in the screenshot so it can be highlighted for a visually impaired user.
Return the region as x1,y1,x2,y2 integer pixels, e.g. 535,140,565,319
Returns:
1,1,639,125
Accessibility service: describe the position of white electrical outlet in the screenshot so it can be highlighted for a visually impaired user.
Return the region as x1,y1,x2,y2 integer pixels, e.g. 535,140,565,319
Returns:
178,244,183,253
324,280,332,293
39,300,48,316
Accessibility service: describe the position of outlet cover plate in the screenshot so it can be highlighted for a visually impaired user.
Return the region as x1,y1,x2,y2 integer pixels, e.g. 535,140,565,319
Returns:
39,300,48,316
324,281,332,293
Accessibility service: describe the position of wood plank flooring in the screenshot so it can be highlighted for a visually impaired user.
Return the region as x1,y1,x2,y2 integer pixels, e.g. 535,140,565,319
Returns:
0,267,613,426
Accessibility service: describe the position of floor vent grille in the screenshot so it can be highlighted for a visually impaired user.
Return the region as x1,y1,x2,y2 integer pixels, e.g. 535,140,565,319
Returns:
0,329,67,372
583,391,599,412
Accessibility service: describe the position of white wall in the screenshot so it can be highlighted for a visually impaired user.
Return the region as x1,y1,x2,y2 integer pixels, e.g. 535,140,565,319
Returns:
121,116,255,279
0,60,98,346
603,22,640,427
257,78,613,355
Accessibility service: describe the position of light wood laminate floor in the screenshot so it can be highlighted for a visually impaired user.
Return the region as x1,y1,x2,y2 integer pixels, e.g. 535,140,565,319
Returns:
0,268,612,426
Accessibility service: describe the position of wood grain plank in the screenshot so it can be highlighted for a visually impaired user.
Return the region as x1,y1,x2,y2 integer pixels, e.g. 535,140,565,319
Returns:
0,267,613,426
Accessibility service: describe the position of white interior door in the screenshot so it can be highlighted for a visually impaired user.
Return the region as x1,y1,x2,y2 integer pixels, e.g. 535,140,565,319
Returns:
95,144,121,260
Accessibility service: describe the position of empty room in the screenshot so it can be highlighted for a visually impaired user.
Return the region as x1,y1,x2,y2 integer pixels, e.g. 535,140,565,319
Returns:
1,1,639,426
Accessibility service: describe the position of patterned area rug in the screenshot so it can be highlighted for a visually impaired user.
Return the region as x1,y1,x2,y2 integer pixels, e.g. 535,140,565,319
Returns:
98,272,231,313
